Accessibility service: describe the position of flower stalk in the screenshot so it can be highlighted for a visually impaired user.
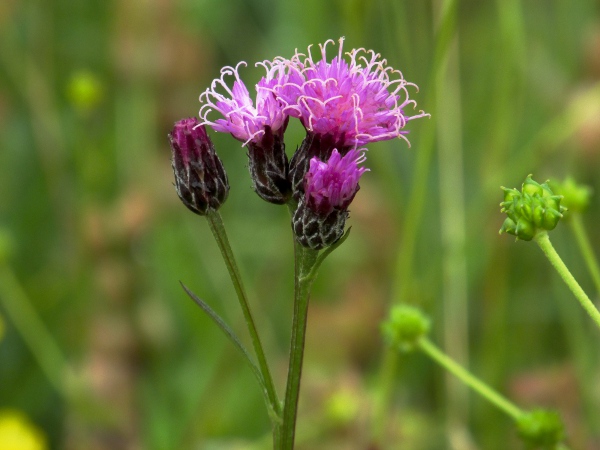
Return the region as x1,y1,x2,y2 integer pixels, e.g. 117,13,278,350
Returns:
205,210,282,427
281,225,320,449
534,231,600,331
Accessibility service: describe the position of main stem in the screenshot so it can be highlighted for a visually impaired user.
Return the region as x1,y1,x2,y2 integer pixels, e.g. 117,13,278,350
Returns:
205,211,282,429
534,231,600,331
418,337,523,420
281,240,319,450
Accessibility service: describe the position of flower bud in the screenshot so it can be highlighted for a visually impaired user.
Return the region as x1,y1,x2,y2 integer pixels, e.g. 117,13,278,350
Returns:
292,149,367,250
549,177,592,216
516,409,565,448
289,132,352,200
499,175,566,241
247,124,292,204
381,304,431,352
169,118,229,215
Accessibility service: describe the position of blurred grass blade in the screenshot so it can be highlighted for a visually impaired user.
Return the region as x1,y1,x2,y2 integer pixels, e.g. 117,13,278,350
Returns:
179,282,270,403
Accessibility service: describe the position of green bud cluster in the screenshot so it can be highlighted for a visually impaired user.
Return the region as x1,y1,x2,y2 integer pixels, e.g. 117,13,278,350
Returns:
549,176,591,216
381,305,430,352
499,175,566,241
516,409,565,449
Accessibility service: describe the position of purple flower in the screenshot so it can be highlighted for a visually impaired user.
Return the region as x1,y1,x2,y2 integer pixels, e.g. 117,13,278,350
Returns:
304,148,368,216
169,118,229,215
199,61,289,146
275,37,428,148
199,61,292,204
292,148,367,249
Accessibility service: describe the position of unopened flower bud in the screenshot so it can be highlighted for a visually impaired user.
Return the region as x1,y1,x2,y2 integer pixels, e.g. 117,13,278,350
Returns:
169,118,229,215
292,149,367,250
381,304,430,352
516,409,565,449
247,124,292,204
549,177,592,216
499,175,567,241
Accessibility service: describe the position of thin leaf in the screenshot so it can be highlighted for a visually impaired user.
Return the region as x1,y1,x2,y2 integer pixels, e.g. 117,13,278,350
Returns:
180,282,270,403
304,227,352,282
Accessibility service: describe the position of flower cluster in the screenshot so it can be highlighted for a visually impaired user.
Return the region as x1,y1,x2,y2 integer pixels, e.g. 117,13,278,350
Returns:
499,175,566,241
171,38,427,248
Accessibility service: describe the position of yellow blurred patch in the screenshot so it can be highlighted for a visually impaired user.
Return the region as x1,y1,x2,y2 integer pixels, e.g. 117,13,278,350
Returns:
0,411,47,450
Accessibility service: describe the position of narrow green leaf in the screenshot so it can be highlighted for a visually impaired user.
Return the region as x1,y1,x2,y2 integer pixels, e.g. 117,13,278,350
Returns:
179,282,270,403
304,227,352,282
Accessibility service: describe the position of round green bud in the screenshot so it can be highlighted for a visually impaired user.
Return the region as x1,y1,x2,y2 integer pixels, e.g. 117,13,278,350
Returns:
516,409,565,449
499,175,566,240
66,70,104,114
325,388,361,426
382,305,431,352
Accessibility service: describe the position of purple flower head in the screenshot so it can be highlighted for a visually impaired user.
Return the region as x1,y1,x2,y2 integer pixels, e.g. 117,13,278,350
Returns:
304,148,368,216
199,61,289,146
169,118,229,215
275,37,428,148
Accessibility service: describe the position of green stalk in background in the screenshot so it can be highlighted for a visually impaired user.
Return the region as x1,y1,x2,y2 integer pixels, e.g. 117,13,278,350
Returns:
534,232,600,331
500,176,600,331
382,304,569,450
372,0,457,443
569,214,600,295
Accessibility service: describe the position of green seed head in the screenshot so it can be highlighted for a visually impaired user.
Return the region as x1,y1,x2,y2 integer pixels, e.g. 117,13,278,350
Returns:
382,305,430,352
517,409,565,449
499,175,566,241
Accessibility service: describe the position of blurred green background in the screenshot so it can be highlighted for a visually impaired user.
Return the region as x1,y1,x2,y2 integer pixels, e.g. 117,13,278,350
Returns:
1,0,600,448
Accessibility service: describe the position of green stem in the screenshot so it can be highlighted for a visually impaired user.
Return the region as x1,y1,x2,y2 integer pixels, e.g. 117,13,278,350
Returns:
205,211,282,428
569,214,600,296
534,231,600,331
418,337,523,420
281,239,319,450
